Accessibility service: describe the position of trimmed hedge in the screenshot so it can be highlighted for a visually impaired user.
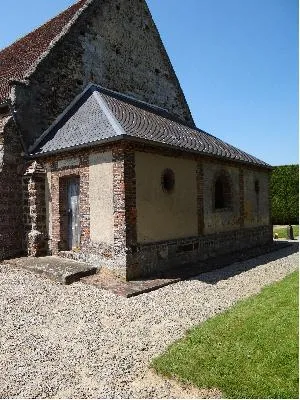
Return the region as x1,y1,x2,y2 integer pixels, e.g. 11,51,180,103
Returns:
271,165,299,224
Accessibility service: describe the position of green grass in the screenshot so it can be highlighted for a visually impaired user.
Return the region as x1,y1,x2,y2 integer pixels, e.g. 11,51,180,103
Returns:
273,225,299,239
152,271,299,399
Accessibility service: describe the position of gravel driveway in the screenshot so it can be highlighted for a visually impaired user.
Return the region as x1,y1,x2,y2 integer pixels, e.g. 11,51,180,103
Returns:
0,243,298,398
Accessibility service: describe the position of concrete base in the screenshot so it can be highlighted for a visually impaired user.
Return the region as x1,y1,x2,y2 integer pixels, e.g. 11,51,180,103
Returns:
6,256,97,284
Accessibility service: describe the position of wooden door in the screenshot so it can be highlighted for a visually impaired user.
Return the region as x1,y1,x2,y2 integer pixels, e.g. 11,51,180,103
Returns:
67,178,80,250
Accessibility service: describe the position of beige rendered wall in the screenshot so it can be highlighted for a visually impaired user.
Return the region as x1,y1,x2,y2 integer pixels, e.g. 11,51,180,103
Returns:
135,152,198,243
244,169,270,227
203,162,240,234
89,151,114,244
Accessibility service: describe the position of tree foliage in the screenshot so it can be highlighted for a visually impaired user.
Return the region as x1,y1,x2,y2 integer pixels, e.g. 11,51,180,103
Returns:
271,165,299,224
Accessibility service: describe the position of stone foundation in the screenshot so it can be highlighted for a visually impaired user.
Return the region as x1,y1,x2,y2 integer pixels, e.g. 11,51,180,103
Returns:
126,225,273,279
57,225,273,281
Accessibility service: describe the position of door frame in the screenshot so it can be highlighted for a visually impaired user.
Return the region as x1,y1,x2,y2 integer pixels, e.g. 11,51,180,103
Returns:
67,177,80,250
58,175,81,251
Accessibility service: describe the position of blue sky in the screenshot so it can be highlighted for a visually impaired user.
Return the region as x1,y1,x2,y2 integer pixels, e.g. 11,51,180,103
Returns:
0,0,298,166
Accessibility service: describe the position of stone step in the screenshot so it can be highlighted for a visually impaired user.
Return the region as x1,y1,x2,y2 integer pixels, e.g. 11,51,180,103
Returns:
6,256,97,284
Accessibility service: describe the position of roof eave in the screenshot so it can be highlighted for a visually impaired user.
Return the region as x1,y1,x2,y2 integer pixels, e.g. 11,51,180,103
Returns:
126,136,272,169
28,134,129,159
29,134,272,169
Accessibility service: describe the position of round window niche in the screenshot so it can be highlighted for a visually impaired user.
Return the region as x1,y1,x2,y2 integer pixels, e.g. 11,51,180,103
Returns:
161,168,175,193
255,179,260,194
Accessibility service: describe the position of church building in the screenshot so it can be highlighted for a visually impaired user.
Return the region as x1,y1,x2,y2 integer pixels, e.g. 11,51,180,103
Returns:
0,0,272,280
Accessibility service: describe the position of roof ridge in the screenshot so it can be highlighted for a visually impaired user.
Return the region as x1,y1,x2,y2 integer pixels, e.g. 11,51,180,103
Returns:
92,90,126,137
91,84,195,128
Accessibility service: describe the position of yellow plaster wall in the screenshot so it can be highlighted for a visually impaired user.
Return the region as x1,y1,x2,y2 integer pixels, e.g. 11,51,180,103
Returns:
244,169,270,227
89,151,114,244
135,152,198,243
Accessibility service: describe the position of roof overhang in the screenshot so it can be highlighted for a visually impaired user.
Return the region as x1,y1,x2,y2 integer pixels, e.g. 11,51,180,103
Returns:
28,133,272,170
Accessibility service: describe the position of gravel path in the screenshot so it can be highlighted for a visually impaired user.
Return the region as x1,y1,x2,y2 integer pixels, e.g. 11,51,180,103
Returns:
0,243,298,399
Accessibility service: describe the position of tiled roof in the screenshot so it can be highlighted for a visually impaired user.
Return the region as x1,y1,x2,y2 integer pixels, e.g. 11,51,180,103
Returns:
30,84,270,168
0,0,89,104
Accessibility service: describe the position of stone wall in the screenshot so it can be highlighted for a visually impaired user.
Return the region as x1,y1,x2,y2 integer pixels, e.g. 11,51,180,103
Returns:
11,0,193,149
0,115,24,260
127,225,273,279
22,162,47,256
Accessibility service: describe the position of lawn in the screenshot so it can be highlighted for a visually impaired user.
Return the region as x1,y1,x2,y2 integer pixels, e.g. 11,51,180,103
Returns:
152,271,299,399
273,225,299,239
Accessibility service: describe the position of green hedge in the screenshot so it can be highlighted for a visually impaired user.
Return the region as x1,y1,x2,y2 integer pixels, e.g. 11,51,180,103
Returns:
271,165,299,225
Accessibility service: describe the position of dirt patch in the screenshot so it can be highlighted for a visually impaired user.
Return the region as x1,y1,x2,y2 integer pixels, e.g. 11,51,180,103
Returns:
130,369,222,399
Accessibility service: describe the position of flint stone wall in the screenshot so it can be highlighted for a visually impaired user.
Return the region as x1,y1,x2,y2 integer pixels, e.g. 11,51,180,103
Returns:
0,115,24,260
126,225,273,279
22,163,47,257
11,0,193,148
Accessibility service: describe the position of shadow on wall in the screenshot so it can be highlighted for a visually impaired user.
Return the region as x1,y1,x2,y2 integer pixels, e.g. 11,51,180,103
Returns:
190,241,298,285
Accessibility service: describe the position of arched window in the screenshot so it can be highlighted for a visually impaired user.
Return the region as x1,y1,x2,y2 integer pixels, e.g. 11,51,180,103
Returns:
214,172,231,209
161,168,175,193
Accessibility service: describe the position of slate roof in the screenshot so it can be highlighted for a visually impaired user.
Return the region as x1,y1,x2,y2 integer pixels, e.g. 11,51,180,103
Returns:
0,0,89,104
30,84,270,168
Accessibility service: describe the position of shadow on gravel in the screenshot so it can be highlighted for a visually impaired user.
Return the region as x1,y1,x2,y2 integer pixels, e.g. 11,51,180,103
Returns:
82,242,298,297
132,241,298,284
190,241,299,285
